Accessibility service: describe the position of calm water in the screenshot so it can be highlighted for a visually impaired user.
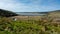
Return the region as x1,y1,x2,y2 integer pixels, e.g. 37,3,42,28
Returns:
16,12,47,16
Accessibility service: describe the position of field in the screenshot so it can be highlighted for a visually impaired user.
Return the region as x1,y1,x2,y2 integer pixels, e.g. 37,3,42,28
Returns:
0,16,60,34
10,16,42,20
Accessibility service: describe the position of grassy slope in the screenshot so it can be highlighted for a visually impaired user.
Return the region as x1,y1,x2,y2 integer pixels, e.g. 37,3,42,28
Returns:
0,9,18,17
0,10,60,34
0,17,60,34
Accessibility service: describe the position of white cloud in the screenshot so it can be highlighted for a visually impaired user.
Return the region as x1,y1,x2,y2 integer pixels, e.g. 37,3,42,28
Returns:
0,0,60,12
0,0,28,12
0,0,42,12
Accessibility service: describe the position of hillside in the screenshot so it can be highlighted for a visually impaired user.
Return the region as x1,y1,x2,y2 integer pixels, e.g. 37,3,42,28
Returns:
47,10,60,23
48,10,60,17
0,9,18,17
0,9,60,34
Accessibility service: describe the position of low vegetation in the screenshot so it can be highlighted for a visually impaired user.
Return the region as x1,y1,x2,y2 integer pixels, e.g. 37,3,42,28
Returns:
0,9,60,34
0,17,60,34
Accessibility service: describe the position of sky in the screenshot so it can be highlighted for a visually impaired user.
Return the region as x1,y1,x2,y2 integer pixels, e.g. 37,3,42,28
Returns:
0,0,60,12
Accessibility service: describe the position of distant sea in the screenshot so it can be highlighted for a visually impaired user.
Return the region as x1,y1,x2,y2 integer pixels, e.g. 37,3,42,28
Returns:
16,12,47,16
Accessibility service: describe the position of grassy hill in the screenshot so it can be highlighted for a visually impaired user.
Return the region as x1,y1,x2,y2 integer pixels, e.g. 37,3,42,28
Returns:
47,10,60,24
0,9,60,34
0,9,18,17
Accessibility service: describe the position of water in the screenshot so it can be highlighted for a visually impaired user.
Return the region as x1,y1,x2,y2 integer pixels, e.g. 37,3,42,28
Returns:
16,12,47,16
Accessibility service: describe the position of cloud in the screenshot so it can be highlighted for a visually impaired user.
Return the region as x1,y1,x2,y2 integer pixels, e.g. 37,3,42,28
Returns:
0,0,60,12
0,0,40,12
0,0,42,12
0,0,20,11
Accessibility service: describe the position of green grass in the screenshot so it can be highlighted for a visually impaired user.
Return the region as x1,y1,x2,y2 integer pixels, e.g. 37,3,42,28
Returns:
0,17,60,34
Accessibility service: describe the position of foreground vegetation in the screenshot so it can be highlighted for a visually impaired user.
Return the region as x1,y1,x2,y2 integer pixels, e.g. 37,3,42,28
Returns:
0,17,60,34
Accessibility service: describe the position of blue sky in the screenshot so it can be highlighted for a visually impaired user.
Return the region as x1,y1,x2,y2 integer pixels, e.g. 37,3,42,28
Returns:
0,0,60,12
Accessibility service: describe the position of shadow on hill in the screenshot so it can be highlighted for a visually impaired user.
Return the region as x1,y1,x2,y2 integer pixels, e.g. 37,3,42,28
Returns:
0,9,19,17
